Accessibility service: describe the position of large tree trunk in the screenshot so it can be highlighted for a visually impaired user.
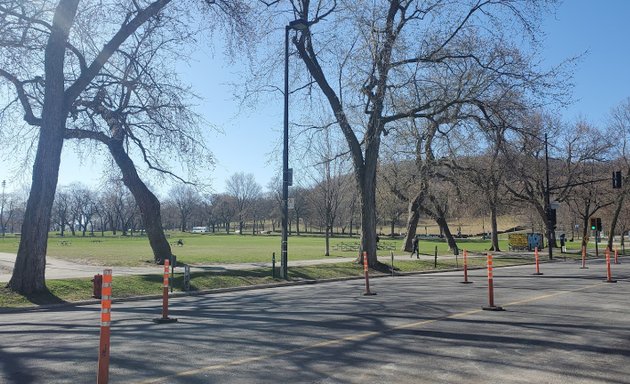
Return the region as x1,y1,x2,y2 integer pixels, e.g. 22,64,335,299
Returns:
581,216,590,250
402,194,422,252
359,153,379,266
435,216,459,256
108,140,172,264
8,127,66,294
7,0,79,294
489,204,501,251
607,193,625,251
417,194,459,256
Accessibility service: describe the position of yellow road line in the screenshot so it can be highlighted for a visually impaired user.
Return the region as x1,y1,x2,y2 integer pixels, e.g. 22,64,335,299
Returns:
134,281,605,383
504,282,604,307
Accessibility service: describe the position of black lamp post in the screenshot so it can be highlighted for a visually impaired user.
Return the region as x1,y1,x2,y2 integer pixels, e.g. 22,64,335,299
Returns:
281,18,308,280
0,180,4,238
544,133,553,260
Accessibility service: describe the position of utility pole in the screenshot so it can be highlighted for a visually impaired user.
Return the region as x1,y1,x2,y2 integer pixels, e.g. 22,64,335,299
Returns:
281,19,308,280
0,180,5,238
544,134,553,260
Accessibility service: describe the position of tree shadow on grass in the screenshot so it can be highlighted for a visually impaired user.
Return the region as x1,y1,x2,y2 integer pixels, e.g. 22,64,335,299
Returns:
24,288,67,306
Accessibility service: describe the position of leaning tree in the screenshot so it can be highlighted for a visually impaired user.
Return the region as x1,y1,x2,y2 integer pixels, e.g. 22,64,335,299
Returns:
0,0,254,294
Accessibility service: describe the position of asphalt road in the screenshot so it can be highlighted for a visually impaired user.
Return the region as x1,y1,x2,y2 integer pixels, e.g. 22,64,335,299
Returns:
1,258,628,383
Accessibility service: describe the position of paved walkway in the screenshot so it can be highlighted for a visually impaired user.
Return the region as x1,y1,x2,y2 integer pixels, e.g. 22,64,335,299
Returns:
0,252,364,282
0,250,537,283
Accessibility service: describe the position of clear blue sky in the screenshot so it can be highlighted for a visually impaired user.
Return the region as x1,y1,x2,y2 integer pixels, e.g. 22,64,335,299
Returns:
1,0,629,196
540,0,630,126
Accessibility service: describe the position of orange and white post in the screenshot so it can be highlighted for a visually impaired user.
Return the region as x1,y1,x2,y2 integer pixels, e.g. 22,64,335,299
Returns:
97,269,112,384
461,249,472,284
363,251,376,296
482,254,503,311
533,247,543,275
614,248,620,264
605,248,617,283
153,259,178,323
580,246,588,269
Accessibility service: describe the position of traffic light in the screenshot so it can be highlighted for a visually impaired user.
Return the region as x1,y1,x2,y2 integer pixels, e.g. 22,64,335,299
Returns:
613,171,622,189
547,208,557,228
590,217,602,231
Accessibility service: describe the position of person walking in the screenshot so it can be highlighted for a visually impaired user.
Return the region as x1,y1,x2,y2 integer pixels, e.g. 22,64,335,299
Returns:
411,236,419,259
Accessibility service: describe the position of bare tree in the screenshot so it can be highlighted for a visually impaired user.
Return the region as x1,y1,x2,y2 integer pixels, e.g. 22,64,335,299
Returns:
1,0,257,293
0,0,183,293
0,189,20,237
504,117,611,254
68,182,97,237
52,187,72,236
606,98,630,250
566,172,614,250
301,126,349,254
211,193,238,234
169,185,202,232
277,0,560,266
225,172,262,235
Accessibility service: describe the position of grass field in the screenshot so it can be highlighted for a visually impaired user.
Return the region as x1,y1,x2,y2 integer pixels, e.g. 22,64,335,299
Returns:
0,232,522,266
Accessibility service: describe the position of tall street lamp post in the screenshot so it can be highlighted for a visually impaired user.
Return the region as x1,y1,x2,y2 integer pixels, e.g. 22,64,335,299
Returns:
544,133,553,260
281,18,308,280
1,180,5,238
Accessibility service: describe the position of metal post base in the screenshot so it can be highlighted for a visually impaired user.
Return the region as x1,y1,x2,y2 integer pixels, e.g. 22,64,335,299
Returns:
482,306,504,311
460,281,473,284
363,291,377,296
152,317,178,324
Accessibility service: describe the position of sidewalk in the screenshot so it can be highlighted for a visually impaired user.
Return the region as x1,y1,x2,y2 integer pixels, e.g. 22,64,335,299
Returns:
0,252,360,282
0,250,535,283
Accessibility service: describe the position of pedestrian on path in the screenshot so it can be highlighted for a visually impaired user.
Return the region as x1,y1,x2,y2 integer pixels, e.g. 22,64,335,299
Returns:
411,236,419,259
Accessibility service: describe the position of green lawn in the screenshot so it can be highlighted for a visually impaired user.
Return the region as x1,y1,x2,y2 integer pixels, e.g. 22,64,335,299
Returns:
0,232,518,266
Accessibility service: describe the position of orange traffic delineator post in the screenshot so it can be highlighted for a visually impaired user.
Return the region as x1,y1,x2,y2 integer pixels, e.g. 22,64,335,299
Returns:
153,259,178,323
362,251,376,296
461,249,473,284
97,269,112,384
614,248,620,264
482,254,504,311
605,248,617,283
580,246,588,269
532,247,543,275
